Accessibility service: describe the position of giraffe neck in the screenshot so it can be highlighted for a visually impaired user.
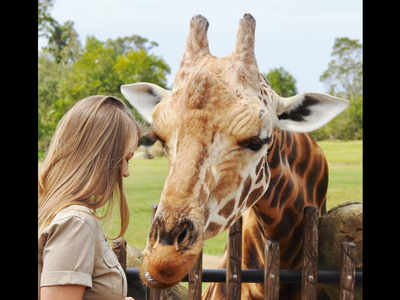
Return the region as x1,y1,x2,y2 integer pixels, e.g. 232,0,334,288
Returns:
247,128,328,269
202,75,330,300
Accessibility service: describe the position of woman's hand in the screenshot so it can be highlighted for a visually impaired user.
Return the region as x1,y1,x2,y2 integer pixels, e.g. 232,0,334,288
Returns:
126,297,135,300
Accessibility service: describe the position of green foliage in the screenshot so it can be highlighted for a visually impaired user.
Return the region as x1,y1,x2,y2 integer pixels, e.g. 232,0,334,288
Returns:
104,35,159,55
43,20,82,65
56,35,170,125
310,96,363,141
38,18,171,159
320,37,362,100
264,67,297,97
311,37,362,141
114,49,170,88
38,0,56,38
38,52,73,155
57,36,120,106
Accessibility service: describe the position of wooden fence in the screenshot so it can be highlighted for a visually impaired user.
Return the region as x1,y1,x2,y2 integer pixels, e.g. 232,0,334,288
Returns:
113,205,362,300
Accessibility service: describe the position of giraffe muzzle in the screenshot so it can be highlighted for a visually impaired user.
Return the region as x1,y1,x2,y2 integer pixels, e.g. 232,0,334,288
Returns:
140,216,204,288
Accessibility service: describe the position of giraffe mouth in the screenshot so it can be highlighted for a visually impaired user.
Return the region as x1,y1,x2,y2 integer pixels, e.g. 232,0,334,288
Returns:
139,237,203,289
143,271,178,289
140,251,199,289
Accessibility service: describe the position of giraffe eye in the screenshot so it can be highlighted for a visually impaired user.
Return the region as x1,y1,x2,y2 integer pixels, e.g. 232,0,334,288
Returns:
138,131,163,146
239,136,270,152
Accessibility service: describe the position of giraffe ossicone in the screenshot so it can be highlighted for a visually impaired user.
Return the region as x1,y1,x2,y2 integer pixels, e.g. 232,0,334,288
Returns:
121,13,348,296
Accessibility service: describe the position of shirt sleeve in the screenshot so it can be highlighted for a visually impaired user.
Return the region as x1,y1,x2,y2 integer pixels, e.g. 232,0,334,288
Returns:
40,215,96,288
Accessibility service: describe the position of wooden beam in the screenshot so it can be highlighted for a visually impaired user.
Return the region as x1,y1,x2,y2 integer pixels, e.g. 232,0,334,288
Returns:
339,242,356,300
188,251,203,300
301,206,319,300
264,239,280,300
226,217,243,300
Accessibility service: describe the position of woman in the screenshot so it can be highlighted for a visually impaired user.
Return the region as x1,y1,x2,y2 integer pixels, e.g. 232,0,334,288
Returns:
38,95,140,300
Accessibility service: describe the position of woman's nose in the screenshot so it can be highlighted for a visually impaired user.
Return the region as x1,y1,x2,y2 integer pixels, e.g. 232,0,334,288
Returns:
122,161,130,177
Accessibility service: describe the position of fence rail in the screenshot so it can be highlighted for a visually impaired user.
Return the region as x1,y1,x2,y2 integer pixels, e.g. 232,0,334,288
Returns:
114,205,363,299
126,268,363,284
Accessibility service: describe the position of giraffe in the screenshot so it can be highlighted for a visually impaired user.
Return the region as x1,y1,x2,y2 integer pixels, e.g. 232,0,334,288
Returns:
121,13,348,299
201,74,332,299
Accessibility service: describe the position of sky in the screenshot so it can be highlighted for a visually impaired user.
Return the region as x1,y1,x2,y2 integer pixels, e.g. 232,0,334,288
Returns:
40,0,362,93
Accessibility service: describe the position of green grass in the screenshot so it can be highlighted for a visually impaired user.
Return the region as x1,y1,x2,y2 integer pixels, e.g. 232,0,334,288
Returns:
102,158,169,248
318,140,363,209
102,140,362,256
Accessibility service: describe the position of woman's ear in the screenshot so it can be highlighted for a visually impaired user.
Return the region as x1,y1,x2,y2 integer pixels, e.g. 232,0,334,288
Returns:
120,82,170,124
275,92,349,133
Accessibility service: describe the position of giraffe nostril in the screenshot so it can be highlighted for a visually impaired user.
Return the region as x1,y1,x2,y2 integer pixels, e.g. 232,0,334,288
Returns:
176,219,197,248
149,219,160,247
151,217,198,248
177,228,188,245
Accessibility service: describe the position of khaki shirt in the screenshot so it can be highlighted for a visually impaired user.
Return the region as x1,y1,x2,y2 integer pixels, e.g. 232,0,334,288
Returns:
38,205,127,300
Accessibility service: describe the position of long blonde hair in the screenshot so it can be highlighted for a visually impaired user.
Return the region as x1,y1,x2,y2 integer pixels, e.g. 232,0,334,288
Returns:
38,95,140,238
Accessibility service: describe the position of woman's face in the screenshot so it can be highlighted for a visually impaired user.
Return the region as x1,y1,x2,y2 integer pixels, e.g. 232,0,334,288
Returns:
121,137,137,178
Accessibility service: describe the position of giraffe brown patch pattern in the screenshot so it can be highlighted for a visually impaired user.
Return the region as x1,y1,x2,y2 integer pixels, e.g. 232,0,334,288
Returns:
219,199,235,219
316,176,328,209
205,168,215,188
281,222,304,267
223,215,235,231
273,207,297,239
246,186,265,208
205,128,330,300
213,166,242,204
278,178,294,208
238,176,252,208
254,207,274,225
255,158,264,175
243,234,261,269
206,222,222,235
295,134,311,176
255,169,264,184
293,192,305,212
269,174,284,207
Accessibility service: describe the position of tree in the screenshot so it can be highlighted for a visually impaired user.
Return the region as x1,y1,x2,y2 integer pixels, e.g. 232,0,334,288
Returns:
37,3,171,158
38,0,56,38
38,34,171,158
114,49,170,88
104,35,159,56
56,35,170,126
264,67,298,97
43,20,82,65
312,37,362,140
320,37,362,100
38,52,73,158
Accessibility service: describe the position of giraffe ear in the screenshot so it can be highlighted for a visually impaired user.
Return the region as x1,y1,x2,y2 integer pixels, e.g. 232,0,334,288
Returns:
120,82,170,124
275,93,349,133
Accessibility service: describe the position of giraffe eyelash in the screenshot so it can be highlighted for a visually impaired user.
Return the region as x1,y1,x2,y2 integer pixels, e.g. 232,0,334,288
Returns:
239,136,271,152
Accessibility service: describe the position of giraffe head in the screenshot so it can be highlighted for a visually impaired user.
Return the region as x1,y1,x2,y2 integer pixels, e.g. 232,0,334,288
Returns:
121,14,348,288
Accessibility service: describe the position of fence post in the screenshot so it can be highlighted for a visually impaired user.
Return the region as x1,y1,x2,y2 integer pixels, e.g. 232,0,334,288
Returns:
264,239,280,300
188,251,203,300
226,217,243,300
148,204,167,300
339,242,356,300
301,206,319,300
